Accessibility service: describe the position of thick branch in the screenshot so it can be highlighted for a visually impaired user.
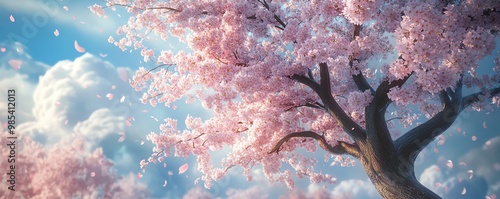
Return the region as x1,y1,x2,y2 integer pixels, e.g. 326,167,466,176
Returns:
349,25,374,93
395,104,459,164
318,63,367,141
461,87,500,108
396,85,500,164
269,131,360,158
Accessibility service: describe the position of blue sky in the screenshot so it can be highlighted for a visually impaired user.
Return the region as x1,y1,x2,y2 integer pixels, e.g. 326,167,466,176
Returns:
0,1,499,198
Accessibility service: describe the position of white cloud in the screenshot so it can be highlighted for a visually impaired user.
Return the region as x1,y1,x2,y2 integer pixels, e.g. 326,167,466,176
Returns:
330,179,379,199
459,136,500,195
16,53,135,144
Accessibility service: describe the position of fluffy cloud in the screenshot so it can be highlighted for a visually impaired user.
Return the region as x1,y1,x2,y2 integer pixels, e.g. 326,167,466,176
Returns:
459,136,500,196
330,179,379,199
17,53,136,144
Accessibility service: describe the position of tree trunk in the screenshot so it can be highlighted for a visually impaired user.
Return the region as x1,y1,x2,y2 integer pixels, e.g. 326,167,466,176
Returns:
359,151,441,199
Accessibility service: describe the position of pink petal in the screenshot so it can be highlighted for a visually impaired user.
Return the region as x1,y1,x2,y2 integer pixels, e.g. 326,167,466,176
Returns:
100,53,108,57
457,127,462,133
117,68,129,82
106,93,114,100
125,120,132,127
118,132,126,142
8,59,22,70
137,173,143,179
63,6,68,11
64,120,68,125
96,94,101,99
9,15,15,22
74,40,86,53
168,171,173,175
163,180,168,187
1,47,5,52
459,162,467,167
483,122,487,128
468,170,474,179
163,163,166,167
471,136,477,141
446,160,453,169
486,140,491,145
120,96,125,103
111,85,116,90
90,172,96,177
179,163,189,174
55,101,61,106
54,29,59,36
461,187,466,195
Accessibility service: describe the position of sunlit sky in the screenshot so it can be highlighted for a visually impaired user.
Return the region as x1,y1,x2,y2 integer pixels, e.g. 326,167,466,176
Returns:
0,1,499,198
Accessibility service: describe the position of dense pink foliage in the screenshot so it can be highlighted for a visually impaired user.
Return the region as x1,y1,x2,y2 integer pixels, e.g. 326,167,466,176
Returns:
91,0,500,190
0,126,149,198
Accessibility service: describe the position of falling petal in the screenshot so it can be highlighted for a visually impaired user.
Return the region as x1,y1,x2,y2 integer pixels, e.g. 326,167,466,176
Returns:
117,68,129,82
141,140,145,145
120,96,125,103
64,120,68,125
163,180,168,187
461,187,466,195
54,29,59,36
79,21,86,24
163,163,166,168
118,132,126,142
179,163,188,174
486,140,491,145
483,122,487,128
142,109,148,113
457,127,462,132
472,136,477,141
1,47,5,52
168,171,173,175
82,83,88,89
96,94,102,99
126,120,132,127
55,101,61,106
8,59,22,70
63,6,68,11
194,177,200,184
99,53,108,57
74,40,86,53
9,15,15,22
447,160,453,169
435,182,441,187
91,172,96,177
468,170,474,179
459,162,467,167
434,148,439,154
111,85,116,90
106,93,114,100
137,173,143,178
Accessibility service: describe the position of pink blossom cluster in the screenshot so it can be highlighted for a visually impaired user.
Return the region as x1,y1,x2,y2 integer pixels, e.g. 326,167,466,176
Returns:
92,0,500,191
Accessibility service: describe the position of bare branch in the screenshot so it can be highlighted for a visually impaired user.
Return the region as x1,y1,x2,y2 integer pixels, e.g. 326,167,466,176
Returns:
269,131,360,158
318,63,367,140
395,84,499,164
142,64,174,78
461,87,500,109
292,64,367,141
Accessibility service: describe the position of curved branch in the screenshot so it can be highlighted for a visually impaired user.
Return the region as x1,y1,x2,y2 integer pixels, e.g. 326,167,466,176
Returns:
319,63,367,140
461,87,500,109
395,85,500,164
269,131,360,158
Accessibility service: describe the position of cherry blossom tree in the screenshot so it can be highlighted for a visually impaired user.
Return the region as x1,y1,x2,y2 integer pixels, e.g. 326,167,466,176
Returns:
0,126,150,198
91,0,500,198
